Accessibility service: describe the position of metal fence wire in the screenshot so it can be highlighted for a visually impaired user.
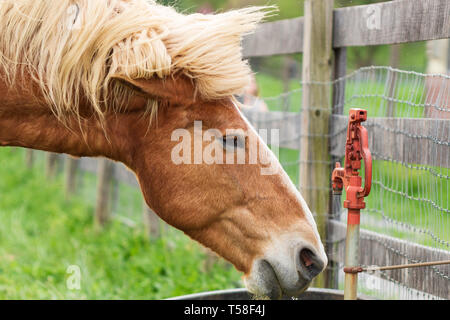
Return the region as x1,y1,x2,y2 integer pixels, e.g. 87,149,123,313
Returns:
242,65,449,300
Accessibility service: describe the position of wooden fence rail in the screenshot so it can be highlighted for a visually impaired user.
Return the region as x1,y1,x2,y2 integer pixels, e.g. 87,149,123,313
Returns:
332,0,450,48
242,110,450,169
243,0,450,57
330,115,450,168
243,17,304,57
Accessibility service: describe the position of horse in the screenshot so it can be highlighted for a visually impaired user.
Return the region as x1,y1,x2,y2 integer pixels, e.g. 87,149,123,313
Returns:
0,0,327,299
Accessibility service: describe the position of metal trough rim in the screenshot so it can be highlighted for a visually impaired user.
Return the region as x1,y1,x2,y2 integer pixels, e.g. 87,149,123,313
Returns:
168,287,373,300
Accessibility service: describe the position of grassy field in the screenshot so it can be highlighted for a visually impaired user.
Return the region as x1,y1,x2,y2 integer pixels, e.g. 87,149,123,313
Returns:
0,148,242,299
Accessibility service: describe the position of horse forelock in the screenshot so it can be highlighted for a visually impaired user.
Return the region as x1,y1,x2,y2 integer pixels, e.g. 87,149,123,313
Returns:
0,0,272,123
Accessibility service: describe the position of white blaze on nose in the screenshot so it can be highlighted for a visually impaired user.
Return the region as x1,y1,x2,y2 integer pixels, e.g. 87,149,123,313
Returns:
234,102,329,297
233,101,327,261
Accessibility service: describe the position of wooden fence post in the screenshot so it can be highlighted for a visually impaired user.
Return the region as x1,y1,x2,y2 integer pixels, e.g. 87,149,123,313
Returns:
202,247,220,272
95,159,114,227
25,149,34,168
45,152,59,179
425,39,449,119
299,0,334,288
326,47,347,289
64,156,79,198
282,56,292,109
142,201,162,238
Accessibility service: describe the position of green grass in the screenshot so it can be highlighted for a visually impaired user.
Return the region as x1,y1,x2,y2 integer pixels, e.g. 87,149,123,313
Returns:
0,148,241,299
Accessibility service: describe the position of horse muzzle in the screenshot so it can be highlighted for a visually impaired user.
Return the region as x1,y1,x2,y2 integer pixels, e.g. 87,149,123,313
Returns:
244,242,327,299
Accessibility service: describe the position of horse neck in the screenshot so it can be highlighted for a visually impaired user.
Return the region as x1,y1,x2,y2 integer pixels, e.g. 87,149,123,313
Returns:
0,79,134,165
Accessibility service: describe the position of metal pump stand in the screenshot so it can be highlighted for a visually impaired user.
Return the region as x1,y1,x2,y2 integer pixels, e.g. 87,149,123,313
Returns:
331,108,372,300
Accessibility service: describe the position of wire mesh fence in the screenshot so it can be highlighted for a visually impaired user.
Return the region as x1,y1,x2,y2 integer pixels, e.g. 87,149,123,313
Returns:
242,65,449,300
333,66,449,300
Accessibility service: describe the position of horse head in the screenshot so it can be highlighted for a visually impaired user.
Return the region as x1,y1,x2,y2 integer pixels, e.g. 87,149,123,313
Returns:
111,75,328,299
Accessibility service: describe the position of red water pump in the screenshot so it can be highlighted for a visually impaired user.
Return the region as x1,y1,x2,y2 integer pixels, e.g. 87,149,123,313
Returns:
331,108,372,224
331,108,372,300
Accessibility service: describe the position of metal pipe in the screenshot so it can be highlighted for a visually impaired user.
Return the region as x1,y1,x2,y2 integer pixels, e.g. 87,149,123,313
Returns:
344,209,360,300
344,259,450,274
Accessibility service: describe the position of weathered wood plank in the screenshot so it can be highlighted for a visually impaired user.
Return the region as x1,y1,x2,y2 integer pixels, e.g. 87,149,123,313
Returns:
242,17,303,57
114,162,139,187
328,46,348,289
242,111,449,168
332,47,347,114
142,202,162,239
95,159,114,227
78,157,98,174
25,149,34,168
64,156,79,197
242,0,450,58
333,0,450,48
330,115,450,168
45,152,59,179
300,0,334,290
328,220,450,299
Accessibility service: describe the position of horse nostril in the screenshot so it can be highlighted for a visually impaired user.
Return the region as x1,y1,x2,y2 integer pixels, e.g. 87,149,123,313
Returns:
298,248,323,280
300,249,314,267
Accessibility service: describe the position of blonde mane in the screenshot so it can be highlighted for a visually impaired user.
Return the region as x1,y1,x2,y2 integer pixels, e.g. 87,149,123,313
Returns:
0,0,270,122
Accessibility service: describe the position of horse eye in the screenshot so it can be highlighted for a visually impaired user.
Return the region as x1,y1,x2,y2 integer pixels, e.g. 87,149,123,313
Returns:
222,135,245,150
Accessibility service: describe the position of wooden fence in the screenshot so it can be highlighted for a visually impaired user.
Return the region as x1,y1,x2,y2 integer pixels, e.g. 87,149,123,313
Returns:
243,0,450,57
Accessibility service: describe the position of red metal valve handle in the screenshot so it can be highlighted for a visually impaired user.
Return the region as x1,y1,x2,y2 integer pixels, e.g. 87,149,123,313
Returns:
358,125,372,198
331,108,372,214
